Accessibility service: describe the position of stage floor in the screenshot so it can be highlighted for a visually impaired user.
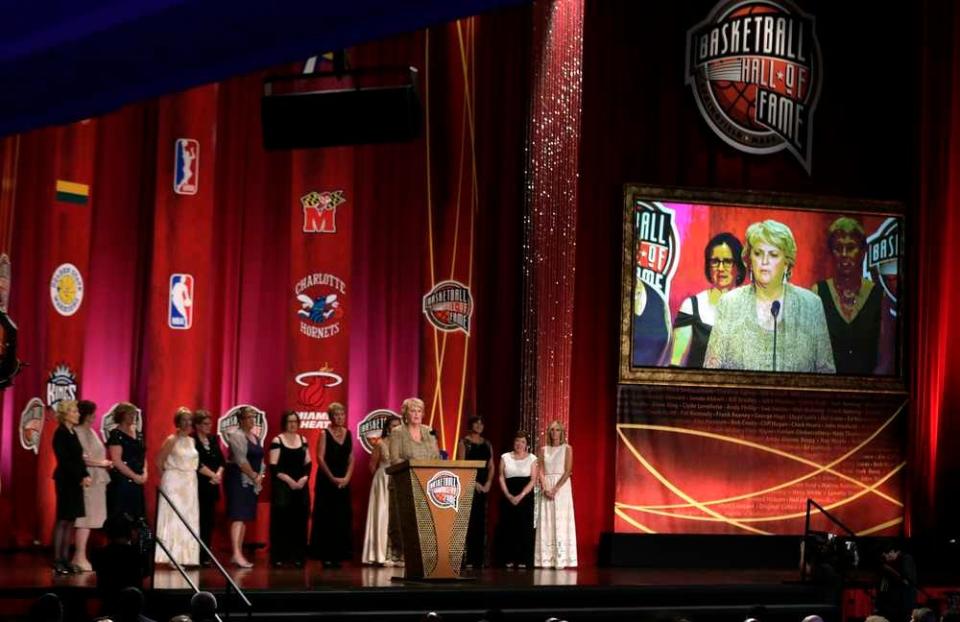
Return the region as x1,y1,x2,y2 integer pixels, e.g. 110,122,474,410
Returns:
0,552,805,592
0,552,839,621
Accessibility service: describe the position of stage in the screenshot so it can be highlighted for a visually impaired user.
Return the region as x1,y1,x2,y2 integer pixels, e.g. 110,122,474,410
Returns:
0,552,839,621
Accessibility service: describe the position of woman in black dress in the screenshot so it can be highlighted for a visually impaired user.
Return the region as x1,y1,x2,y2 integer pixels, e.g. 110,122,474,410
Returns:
269,411,311,567
192,409,224,566
309,402,353,566
496,430,538,569
106,402,147,522
456,415,494,569
52,400,91,575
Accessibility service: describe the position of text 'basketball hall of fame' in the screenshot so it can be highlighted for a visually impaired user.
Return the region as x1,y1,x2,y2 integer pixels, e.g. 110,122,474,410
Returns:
686,0,822,172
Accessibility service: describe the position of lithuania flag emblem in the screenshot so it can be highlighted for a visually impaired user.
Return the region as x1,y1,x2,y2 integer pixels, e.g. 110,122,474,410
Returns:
55,180,89,204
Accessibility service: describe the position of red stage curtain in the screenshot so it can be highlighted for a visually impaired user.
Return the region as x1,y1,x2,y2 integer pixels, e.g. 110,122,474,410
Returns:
910,0,960,535
0,8,532,554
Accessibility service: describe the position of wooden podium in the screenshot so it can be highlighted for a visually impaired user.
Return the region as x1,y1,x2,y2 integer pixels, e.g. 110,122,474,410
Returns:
387,459,485,580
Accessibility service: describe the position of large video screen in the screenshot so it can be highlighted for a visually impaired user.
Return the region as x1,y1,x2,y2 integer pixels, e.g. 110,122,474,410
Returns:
620,187,903,385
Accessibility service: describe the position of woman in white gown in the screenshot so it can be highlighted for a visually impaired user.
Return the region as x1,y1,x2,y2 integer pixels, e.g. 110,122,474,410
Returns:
362,415,402,565
535,420,577,569
155,407,200,566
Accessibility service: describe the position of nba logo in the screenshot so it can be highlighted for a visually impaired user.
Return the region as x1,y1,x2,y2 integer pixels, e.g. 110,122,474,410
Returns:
169,274,194,329
173,138,199,195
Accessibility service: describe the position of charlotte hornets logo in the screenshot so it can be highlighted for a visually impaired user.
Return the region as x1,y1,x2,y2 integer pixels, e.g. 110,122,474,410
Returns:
295,272,346,340
427,471,462,511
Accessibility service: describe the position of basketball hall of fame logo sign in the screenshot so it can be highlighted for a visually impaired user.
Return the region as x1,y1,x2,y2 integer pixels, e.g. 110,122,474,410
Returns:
865,217,901,317
19,397,45,454
356,409,400,454
634,201,680,304
686,0,822,172
100,402,143,443
422,280,473,335
427,470,462,511
218,404,268,447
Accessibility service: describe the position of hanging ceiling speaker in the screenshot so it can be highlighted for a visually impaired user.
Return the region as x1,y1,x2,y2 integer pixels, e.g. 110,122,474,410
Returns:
262,65,422,149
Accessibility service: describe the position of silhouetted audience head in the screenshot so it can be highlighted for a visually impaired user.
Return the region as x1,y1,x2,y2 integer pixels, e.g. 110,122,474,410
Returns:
190,591,218,622
168,616,191,622
865,616,891,622
802,616,824,622
913,608,937,622
421,613,442,622
117,587,145,622
745,605,768,622
30,593,63,622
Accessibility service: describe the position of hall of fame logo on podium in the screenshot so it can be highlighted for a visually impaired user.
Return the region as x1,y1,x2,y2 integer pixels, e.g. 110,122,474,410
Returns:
427,470,461,511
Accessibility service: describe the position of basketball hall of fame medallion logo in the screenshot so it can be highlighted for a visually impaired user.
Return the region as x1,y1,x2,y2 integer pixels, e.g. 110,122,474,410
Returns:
686,0,822,172
427,470,461,511
865,218,901,317
19,397,45,454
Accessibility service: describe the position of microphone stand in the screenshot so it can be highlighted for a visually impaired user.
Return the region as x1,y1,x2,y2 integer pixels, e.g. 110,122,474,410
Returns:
771,300,780,372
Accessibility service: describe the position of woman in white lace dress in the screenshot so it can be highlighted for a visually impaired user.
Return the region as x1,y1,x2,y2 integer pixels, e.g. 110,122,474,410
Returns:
155,407,200,566
362,415,402,565
535,420,577,569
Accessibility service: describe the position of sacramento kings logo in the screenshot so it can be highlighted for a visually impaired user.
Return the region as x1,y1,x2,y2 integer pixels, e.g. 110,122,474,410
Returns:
634,201,680,303
423,280,473,335
686,0,822,172
46,364,78,410
426,471,461,511
865,218,901,316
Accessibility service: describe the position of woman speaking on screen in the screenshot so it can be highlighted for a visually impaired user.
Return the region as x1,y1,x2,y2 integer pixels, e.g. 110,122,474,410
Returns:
704,219,835,374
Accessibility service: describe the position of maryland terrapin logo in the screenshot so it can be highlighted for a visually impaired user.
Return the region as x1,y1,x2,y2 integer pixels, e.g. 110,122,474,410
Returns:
634,201,680,303
422,280,473,335
19,397,45,454
865,218,901,316
426,470,462,511
686,0,822,172
356,409,400,454
301,190,345,234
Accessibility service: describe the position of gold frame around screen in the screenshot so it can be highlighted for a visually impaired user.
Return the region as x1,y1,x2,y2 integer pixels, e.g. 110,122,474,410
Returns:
619,185,907,393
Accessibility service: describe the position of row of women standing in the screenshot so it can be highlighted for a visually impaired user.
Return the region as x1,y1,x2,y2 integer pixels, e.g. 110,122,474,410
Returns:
360,398,578,570
51,400,145,575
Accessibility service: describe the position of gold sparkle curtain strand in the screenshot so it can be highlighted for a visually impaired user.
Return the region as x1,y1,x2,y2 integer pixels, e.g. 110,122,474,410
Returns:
519,0,585,449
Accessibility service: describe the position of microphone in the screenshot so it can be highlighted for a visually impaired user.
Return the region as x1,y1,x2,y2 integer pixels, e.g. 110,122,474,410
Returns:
771,301,781,372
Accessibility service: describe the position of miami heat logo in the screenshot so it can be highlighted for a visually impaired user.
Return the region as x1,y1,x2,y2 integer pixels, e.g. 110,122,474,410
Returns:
427,471,461,511
865,218,901,316
294,366,343,429
686,0,822,172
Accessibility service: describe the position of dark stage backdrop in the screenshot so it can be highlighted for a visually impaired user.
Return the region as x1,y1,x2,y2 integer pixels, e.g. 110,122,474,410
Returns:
0,10,530,556
572,0,958,552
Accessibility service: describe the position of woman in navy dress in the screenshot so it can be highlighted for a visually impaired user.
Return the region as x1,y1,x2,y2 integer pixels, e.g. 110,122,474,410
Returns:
225,407,264,568
106,402,147,522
